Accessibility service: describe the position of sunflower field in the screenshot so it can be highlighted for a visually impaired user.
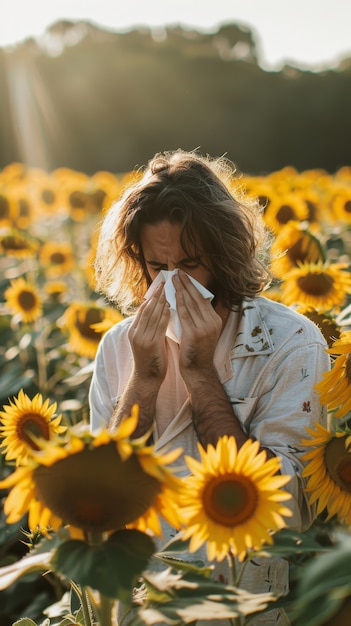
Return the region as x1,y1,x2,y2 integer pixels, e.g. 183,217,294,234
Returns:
1,161,351,625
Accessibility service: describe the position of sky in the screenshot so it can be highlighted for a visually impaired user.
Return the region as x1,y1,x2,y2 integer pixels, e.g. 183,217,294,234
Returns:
2,0,351,70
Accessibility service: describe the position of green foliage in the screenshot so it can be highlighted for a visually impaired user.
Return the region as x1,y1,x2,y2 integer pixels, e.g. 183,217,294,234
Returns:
52,530,156,603
129,568,276,626
1,23,351,175
289,530,351,626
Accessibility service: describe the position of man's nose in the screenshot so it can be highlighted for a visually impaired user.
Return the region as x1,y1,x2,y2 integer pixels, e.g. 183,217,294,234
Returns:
168,261,178,271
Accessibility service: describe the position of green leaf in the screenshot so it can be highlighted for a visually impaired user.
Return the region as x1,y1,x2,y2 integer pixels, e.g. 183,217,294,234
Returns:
130,569,276,626
52,530,155,602
0,365,35,398
0,510,26,551
252,527,335,560
12,617,37,626
289,530,351,626
157,534,191,554
70,583,82,614
0,551,52,590
155,555,213,578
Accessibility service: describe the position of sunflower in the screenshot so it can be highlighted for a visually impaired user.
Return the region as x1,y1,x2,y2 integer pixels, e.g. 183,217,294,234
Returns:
238,176,275,213
44,281,69,303
39,241,75,277
331,187,351,223
82,230,99,290
0,162,29,182
0,407,183,535
90,170,122,212
55,170,97,222
298,191,322,228
30,170,67,219
315,332,351,418
4,277,43,323
279,262,351,311
178,436,292,562
263,193,309,234
301,423,351,523
270,222,324,279
0,189,16,226
261,286,283,303
14,197,32,231
0,463,63,533
0,390,66,466
89,307,124,335
60,302,123,359
297,307,341,348
0,228,39,258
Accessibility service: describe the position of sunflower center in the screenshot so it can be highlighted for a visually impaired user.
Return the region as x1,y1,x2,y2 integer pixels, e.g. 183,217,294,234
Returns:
302,310,339,348
42,189,56,205
306,199,317,222
276,204,296,224
202,473,257,526
325,436,351,493
50,252,66,265
0,195,10,219
18,289,37,311
76,308,104,341
33,442,161,531
92,188,106,212
2,236,29,252
69,190,87,209
258,195,270,211
297,272,334,296
344,200,351,214
18,413,50,450
19,198,30,217
289,238,309,265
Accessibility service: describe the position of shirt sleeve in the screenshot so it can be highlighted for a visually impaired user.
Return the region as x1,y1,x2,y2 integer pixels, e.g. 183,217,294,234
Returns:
239,341,330,532
89,338,117,432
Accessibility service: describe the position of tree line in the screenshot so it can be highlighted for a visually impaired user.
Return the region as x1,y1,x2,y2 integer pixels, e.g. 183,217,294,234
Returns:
1,21,350,175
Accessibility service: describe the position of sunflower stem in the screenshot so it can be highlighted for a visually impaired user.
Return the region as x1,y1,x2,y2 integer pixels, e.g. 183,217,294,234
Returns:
34,317,49,393
85,531,115,626
98,592,115,626
227,551,243,626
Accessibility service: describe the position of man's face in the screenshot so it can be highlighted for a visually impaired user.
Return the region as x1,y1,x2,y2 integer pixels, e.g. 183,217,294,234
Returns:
140,220,213,290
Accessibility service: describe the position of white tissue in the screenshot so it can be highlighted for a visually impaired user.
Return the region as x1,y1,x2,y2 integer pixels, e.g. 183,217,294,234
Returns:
144,269,214,342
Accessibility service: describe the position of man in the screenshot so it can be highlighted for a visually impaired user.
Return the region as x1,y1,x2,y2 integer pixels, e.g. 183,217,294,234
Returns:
89,149,330,624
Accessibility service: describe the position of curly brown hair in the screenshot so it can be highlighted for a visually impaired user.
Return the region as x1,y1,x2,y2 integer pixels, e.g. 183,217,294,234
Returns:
94,149,271,314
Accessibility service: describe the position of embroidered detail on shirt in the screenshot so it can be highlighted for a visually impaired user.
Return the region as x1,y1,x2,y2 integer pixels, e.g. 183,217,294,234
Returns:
301,368,309,381
288,444,304,454
302,401,311,412
216,573,228,584
241,325,271,352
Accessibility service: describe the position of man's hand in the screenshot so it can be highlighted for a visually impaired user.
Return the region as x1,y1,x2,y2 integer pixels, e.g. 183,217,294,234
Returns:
173,271,222,377
109,282,170,437
128,282,170,382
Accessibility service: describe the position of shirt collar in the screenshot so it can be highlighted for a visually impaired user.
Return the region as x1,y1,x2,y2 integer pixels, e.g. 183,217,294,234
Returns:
214,299,274,383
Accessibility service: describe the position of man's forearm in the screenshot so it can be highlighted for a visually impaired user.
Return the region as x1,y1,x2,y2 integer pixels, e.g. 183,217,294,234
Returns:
109,372,161,439
184,368,246,447
185,369,275,459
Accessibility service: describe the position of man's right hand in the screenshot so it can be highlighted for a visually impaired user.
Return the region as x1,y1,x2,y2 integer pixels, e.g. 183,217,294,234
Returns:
127,281,170,382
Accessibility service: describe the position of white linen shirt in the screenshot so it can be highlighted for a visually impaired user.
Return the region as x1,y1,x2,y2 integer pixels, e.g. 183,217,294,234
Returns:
89,296,330,625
